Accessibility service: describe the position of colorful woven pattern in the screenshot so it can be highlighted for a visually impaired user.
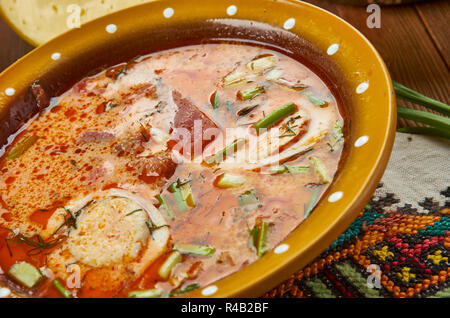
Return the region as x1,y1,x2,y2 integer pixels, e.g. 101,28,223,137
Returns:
265,186,450,298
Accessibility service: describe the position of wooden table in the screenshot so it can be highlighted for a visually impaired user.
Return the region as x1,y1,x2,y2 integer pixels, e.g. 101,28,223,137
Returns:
0,0,448,128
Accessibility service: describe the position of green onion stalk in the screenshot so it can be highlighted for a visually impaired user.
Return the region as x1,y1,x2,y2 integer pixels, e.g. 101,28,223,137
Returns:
394,81,450,140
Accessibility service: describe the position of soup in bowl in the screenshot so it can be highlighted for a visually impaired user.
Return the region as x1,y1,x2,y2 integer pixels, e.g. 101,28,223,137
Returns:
0,0,395,298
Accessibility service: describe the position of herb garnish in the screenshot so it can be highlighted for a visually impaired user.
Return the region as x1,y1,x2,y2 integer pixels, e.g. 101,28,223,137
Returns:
280,148,313,164
70,159,78,170
237,104,259,117
139,123,150,142
169,283,200,297
210,91,219,109
126,209,143,216
145,220,169,239
306,93,328,107
249,221,269,257
54,200,94,234
106,55,141,81
304,185,322,219
4,229,66,257
104,101,119,112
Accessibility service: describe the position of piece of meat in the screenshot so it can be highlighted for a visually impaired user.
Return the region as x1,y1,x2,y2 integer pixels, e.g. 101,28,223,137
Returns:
128,151,177,185
171,90,219,157
112,136,145,157
78,131,115,143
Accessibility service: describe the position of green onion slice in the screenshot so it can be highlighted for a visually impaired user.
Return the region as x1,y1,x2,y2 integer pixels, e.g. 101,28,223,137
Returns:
237,85,265,101
128,288,162,298
254,103,297,132
173,243,215,256
238,189,262,213
270,165,309,174
169,283,200,297
53,279,72,298
158,251,182,279
223,69,247,86
7,135,39,160
246,55,276,72
249,221,269,258
215,173,246,188
256,221,268,258
306,93,327,107
206,138,245,164
304,186,322,219
310,156,331,184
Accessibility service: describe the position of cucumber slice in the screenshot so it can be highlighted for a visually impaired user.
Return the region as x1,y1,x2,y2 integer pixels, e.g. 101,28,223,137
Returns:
8,261,43,288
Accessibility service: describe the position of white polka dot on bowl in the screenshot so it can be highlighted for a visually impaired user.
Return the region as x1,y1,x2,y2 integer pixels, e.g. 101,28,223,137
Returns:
328,191,343,203
5,88,15,96
355,136,369,147
327,44,339,56
226,5,237,16
274,244,290,254
106,24,117,34
163,7,174,18
202,285,218,296
356,82,369,94
0,287,11,298
51,52,61,60
283,18,296,30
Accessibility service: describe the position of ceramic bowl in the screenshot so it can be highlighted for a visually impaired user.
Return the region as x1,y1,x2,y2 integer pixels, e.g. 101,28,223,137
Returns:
0,0,396,297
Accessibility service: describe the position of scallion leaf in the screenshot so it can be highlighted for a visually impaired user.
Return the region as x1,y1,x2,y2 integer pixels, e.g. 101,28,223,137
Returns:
397,107,450,132
394,81,450,116
397,126,450,140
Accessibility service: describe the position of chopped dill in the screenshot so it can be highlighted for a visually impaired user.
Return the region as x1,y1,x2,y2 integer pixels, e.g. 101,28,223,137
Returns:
4,228,66,257
126,209,143,216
